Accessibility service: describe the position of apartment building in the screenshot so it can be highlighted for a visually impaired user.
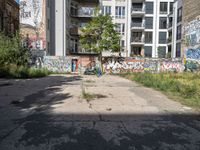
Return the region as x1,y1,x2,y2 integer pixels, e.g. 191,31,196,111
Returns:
101,0,174,58
46,0,99,56
0,0,19,36
47,0,185,58
167,0,183,58
100,0,128,57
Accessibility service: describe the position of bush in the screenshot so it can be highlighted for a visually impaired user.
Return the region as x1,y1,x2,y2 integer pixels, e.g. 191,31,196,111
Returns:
0,32,29,66
0,65,50,79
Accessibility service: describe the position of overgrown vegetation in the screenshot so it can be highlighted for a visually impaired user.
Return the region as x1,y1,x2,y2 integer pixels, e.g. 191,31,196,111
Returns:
0,65,50,79
121,73,200,109
0,32,50,78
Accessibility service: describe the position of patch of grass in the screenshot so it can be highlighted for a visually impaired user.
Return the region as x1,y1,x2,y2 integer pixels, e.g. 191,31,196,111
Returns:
0,65,50,79
120,72,200,110
82,91,96,102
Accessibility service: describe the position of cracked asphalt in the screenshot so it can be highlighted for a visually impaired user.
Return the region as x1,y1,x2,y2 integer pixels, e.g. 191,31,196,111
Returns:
0,75,200,150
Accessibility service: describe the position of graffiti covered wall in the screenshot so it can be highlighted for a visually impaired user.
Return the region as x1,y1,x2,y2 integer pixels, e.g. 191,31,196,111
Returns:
43,56,72,73
184,18,200,71
102,57,185,74
20,0,46,50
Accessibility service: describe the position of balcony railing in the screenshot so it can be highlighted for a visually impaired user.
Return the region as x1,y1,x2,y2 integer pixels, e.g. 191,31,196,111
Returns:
131,37,144,44
131,22,145,28
71,7,95,17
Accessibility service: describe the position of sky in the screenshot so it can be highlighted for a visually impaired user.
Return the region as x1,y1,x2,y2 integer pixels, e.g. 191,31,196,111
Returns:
16,0,19,3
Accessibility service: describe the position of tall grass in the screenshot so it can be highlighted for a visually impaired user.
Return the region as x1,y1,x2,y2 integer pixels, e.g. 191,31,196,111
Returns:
0,65,50,79
121,73,200,109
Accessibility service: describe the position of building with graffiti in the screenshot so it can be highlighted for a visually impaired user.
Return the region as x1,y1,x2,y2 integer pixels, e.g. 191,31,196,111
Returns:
183,0,200,72
19,0,46,50
0,0,19,36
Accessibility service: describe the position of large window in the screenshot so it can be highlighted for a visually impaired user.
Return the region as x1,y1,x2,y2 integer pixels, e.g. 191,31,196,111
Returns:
159,32,167,44
158,46,166,58
144,46,152,57
102,6,111,15
159,17,167,29
116,23,125,35
145,17,153,29
132,32,142,42
115,6,125,19
145,2,154,14
160,2,168,14
177,25,182,40
145,32,153,44
170,2,173,13
176,42,181,57
177,7,182,23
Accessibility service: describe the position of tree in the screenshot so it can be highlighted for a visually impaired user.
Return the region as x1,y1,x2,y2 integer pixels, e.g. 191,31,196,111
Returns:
80,12,121,58
0,32,29,66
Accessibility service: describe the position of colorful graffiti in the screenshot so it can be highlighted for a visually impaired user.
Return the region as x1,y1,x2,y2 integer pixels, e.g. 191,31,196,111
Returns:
102,58,185,74
161,61,185,72
103,58,144,73
43,56,72,73
186,48,200,60
185,61,200,72
143,60,158,72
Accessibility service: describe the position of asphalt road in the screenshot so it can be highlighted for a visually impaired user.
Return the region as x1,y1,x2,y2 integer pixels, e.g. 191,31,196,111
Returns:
0,75,200,150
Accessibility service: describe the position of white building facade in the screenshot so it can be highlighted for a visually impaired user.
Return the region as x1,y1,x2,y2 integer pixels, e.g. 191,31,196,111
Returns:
46,0,183,58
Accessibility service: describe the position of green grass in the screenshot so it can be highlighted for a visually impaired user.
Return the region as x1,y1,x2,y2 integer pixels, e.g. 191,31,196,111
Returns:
82,91,96,102
120,73,200,110
0,65,50,79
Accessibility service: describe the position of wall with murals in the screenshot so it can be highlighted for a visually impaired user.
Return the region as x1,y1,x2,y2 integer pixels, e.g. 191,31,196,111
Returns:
184,18,200,72
102,57,184,74
20,0,46,50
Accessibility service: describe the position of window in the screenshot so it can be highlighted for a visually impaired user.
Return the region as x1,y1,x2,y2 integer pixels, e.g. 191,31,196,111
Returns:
159,32,167,44
177,25,182,40
145,2,154,14
145,17,153,29
160,2,168,14
116,23,125,35
132,3,143,11
159,17,167,29
115,6,125,19
132,32,142,42
144,46,152,57
132,18,143,27
177,7,182,23
145,32,153,44
170,2,173,13
131,47,142,55
102,6,111,15
158,46,166,58
176,43,181,57
121,40,125,51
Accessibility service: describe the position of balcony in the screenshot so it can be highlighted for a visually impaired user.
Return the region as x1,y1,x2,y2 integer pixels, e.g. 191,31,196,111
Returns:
71,7,95,18
72,0,99,4
131,37,144,45
131,7,145,17
131,22,145,31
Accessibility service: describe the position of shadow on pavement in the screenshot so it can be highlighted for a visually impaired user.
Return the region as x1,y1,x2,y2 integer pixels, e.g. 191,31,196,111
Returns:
0,75,200,150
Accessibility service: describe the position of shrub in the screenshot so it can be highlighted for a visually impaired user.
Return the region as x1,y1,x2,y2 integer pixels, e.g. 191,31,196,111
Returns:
0,65,50,79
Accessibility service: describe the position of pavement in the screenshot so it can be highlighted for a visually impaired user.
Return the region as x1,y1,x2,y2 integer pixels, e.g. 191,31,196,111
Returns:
0,75,200,150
